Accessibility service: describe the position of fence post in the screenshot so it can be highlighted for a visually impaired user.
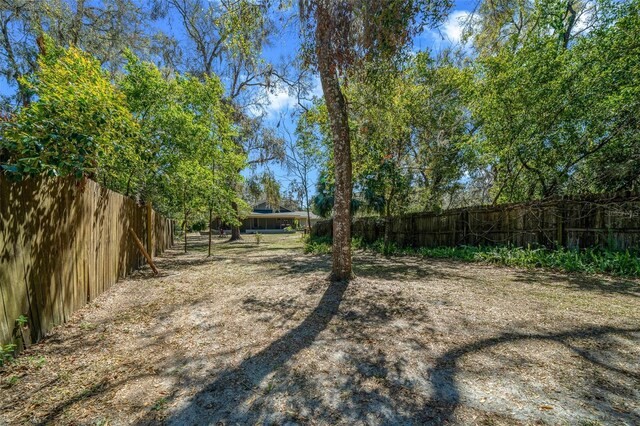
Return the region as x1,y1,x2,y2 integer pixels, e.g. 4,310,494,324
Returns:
595,201,606,249
147,202,154,258
556,199,566,248
462,210,469,245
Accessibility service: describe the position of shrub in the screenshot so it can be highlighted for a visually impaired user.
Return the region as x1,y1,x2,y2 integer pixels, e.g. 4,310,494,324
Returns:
304,236,332,254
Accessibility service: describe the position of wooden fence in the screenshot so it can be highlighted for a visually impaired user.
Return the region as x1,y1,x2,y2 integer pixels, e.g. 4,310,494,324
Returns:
312,192,640,251
0,176,174,348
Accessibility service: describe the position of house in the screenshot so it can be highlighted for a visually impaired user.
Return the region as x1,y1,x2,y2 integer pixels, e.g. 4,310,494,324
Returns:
241,202,320,233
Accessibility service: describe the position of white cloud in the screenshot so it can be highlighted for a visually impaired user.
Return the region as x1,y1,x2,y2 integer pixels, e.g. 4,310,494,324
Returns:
263,77,323,118
572,4,595,36
267,89,298,114
442,10,470,43
412,10,472,53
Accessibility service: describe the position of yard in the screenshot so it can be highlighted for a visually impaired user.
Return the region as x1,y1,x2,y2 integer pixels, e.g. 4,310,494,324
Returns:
1,233,638,425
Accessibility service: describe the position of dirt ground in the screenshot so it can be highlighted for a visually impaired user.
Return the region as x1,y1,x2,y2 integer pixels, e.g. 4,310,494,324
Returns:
1,233,639,426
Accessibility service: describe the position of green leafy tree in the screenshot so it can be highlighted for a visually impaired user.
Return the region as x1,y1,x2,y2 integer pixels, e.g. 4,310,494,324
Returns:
0,0,153,107
0,38,139,182
346,52,473,215
120,52,247,251
287,118,323,229
299,0,452,280
469,0,640,201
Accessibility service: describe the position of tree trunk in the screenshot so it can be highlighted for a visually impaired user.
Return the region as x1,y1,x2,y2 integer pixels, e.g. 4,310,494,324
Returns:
184,217,188,253
183,185,189,252
71,0,85,45
228,201,242,241
0,21,30,106
315,8,353,281
208,207,213,257
209,156,217,255
305,186,312,233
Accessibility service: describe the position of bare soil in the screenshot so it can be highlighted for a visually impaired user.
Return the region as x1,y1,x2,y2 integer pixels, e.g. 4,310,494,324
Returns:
1,234,639,425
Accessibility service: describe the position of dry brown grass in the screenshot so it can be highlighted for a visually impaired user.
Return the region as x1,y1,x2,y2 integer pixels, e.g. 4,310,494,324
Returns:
1,233,638,425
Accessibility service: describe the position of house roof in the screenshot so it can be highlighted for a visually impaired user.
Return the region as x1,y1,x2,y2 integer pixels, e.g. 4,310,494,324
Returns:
245,210,320,220
252,201,293,213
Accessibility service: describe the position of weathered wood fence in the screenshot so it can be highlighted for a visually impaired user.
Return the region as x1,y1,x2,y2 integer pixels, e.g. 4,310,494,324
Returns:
312,192,640,250
0,176,174,348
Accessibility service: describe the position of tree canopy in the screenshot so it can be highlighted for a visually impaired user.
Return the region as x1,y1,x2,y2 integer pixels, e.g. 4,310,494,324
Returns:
0,38,246,242
301,0,640,221
1,0,638,268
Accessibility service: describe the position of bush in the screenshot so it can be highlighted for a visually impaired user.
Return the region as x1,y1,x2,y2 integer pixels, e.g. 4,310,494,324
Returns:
303,235,332,254
190,220,207,232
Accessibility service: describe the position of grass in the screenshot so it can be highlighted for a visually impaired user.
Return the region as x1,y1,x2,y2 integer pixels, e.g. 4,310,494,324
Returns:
304,236,640,277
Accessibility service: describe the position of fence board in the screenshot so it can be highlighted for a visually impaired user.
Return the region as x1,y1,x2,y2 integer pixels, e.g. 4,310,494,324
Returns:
312,192,640,251
0,176,174,348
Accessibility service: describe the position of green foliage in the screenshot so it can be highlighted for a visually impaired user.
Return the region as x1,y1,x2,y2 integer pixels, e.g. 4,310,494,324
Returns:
15,315,28,327
348,52,474,214
1,37,139,180
311,170,335,218
5,375,19,387
1,0,639,254
301,0,640,211
24,355,47,369
190,221,207,232
299,0,452,74
152,397,168,411
416,244,640,277
254,232,263,245
0,39,248,234
119,52,246,227
310,169,362,218
303,235,332,254
260,172,281,211
469,0,640,201
286,113,324,218
307,236,640,277
303,50,476,215
0,343,17,367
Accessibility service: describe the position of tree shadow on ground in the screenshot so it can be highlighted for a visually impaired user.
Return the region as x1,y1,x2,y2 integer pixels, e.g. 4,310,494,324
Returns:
150,321,639,425
512,269,640,298
134,277,349,425
230,250,470,283
8,235,639,425
353,253,471,282
423,326,640,424
22,277,639,426
130,245,640,425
